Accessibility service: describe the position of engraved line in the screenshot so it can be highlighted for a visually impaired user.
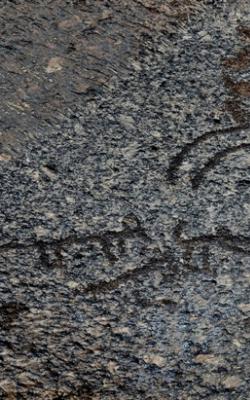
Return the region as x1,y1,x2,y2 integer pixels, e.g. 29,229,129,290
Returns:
191,143,250,188
83,252,175,294
0,217,150,267
166,125,250,182
175,223,250,255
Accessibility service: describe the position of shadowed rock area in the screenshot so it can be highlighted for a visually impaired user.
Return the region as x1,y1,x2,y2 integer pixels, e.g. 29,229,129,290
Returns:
0,1,249,399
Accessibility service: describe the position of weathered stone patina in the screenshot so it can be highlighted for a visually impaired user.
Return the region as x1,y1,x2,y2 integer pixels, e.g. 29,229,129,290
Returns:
0,1,249,399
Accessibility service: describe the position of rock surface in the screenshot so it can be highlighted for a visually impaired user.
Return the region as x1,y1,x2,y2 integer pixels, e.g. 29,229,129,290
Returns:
0,0,249,399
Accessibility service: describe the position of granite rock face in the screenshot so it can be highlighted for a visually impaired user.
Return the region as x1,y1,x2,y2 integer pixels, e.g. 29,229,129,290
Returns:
0,1,249,399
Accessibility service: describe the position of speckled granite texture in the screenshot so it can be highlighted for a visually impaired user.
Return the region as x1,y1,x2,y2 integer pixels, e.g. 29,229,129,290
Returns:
0,1,249,399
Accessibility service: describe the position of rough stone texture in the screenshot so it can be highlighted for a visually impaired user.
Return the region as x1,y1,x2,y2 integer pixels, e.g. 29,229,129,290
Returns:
0,0,249,399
